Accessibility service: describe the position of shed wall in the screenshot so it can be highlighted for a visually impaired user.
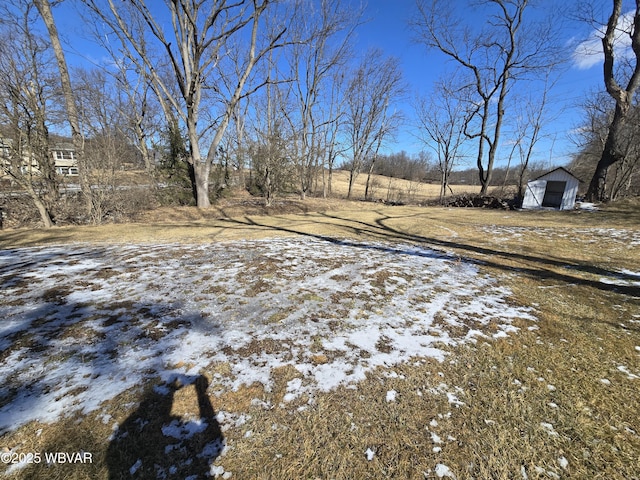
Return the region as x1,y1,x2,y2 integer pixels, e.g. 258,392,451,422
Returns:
522,169,579,210
522,180,546,209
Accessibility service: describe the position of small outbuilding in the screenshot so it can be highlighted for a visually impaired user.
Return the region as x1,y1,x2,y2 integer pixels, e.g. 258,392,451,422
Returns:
521,167,580,211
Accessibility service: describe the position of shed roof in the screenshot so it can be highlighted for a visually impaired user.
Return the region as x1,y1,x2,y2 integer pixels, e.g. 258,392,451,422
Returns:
531,166,582,183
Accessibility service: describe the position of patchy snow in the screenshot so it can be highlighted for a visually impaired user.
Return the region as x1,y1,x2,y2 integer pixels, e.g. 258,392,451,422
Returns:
0,237,535,434
428,383,466,407
600,270,640,287
386,390,397,402
434,463,456,478
479,225,640,248
129,459,142,475
576,202,598,211
162,417,208,440
534,466,560,479
558,456,569,470
540,422,559,437
365,447,375,461
617,365,639,380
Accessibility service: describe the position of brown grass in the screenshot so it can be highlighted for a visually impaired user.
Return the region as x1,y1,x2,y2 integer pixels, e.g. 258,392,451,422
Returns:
1,195,639,479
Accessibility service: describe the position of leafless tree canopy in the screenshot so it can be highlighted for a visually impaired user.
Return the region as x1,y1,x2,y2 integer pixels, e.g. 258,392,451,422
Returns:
412,0,562,195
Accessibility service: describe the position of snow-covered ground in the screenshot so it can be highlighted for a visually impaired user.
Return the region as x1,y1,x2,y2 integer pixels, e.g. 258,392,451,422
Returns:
0,237,536,436
478,226,640,287
479,225,640,248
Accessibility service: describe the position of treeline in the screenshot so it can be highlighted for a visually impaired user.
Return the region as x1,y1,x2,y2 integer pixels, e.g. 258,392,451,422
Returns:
342,151,435,182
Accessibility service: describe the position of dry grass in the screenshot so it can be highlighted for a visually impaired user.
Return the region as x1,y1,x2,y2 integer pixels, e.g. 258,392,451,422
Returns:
328,170,481,203
1,196,639,479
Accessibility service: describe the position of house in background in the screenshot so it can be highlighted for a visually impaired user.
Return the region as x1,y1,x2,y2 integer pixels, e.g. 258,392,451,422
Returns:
1,138,78,179
521,167,581,211
51,143,78,176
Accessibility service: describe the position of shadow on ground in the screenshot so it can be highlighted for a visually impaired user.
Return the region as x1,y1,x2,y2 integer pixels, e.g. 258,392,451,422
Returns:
218,211,640,298
107,375,224,480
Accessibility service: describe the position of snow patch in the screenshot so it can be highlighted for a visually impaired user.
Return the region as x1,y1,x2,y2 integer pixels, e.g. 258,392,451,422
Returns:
434,463,456,478
365,447,375,461
0,238,534,434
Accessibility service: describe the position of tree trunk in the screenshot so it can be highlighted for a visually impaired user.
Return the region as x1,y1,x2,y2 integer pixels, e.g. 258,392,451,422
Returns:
585,0,640,201
26,185,54,228
194,163,211,208
34,199,54,229
35,0,92,215
347,168,357,199
476,103,490,195
364,158,376,200
586,143,619,202
586,104,626,201
187,162,198,204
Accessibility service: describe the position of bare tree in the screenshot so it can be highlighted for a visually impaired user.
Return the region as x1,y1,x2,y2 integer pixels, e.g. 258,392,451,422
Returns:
572,90,640,200
412,0,560,195
416,80,469,203
249,77,293,206
82,0,290,208
320,69,348,198
93,40,160,175
585,0,640,201
345,49,404,200
0,1,60,227
34,0,92,214
283,0,361,200
226,98,250,189
500,71,555,201
74,68,144,222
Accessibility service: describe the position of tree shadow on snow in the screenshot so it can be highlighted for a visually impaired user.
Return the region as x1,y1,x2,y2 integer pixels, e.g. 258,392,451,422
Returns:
218,212,640,299
107,374,224,480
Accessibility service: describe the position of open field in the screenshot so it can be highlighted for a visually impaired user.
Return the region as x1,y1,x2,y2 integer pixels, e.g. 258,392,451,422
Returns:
326,170,484,204
1,198,639,479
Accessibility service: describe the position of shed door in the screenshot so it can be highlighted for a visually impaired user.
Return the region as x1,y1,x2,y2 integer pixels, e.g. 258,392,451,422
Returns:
542,181,566,208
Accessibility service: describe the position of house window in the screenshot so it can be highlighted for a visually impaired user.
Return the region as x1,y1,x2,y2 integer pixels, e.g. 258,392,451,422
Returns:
54,150,75,161
56,166,79,176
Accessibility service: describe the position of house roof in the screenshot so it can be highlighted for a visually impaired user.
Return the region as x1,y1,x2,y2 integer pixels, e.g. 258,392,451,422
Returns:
531,166,582,182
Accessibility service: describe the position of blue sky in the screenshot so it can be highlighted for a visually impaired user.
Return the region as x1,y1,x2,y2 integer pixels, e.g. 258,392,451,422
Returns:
49,0,613,169
348,0,607,168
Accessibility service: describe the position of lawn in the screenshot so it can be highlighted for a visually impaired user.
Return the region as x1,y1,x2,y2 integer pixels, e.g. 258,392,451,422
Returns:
1,198,639,479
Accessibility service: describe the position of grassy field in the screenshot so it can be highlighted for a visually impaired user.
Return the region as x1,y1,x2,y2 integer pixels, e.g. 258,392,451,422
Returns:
1,196,639,479
326,170,485,204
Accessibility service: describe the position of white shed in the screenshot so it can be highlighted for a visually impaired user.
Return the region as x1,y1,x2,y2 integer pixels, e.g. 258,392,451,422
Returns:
521,167,580,210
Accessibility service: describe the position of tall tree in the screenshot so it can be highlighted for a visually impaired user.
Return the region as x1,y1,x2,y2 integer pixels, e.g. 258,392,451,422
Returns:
82,0,290,208
248,60,293,207
34,0,92,214
412,0,559,195
585,0,640,201
0,1,60,227
416,79,470,203
344,49,404,200
284,0,360,199
74,68,144,221
320,69,347,197
572,90,640,200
